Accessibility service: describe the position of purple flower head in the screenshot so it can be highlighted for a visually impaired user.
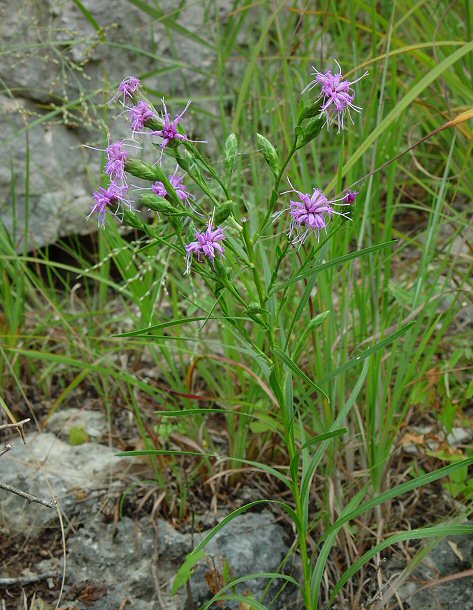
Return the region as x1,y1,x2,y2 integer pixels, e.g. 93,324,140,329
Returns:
302,60,368,132
344,189,359,204
151,174,194,203
152,98,191,151
87,181,130,228
280,178,352,247
108,76,141,105
185,221,226,273
129,100,156,134
105,141,128,181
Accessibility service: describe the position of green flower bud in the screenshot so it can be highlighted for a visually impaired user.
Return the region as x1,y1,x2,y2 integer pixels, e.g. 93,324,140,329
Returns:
124,158,160,182
122,208,145,230
224,133,238,178
256,133,279,177
298,99,323,123
141,193,179,215
247,302,262,314
214,200,234,224
296,116,325,149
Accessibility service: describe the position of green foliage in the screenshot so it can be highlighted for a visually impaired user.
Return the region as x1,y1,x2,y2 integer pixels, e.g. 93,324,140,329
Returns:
2,1,472,608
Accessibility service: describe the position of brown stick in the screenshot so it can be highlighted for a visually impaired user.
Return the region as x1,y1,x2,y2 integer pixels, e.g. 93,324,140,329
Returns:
0,482,56,509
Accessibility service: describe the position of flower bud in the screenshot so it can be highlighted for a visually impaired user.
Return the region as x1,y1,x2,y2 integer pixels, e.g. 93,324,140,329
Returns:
141,193,179,215
122,208,145,230
124,158,160,182
224,133,238,178
296,116,325,149
256,133,279,177
214,200,234,224
298,99,323,123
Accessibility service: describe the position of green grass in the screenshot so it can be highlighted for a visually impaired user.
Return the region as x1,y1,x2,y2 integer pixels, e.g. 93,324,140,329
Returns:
1,1,472,608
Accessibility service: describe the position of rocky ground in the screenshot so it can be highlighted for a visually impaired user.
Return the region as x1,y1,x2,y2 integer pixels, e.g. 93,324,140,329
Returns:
1,408,472,609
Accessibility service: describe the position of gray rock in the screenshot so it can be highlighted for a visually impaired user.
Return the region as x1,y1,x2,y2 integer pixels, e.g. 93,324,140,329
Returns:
0,94,95,250
188,511,300,609
0,0,234,250
47,407,108,441
0,431,130,536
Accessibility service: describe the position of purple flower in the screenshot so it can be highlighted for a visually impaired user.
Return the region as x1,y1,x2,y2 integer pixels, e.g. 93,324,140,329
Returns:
344,189,359,204
129,100,156,134
151,99,191,150
87,181,130,228
280,178,352,246
302,60,368,132
105,141,128,181
108,76,141,105
151,174,194,203
185,222,226,273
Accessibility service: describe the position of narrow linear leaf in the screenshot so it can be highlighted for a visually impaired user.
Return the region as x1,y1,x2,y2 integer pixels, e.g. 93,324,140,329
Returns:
274,348,329,401
274,240,396,292
329,525,473,607
126,0,215,50
301,428,348,450
201,572,301,610
311,456,473,605
114,316,252,337
316,321,416,386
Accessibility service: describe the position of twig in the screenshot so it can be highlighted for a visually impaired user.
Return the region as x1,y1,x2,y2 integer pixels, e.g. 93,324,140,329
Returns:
0,418,31,443
0,443,13,458
0,572,58,587
0,482,56,509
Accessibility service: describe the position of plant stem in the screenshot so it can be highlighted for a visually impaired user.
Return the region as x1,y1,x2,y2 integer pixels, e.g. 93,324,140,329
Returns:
252,140,298,245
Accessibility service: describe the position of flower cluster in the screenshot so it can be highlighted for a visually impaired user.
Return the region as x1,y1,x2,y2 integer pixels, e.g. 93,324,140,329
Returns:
88,60,365,268
185,222,226,274
302,60,367,132
151,99,191,151
280,179,355,247
88,77,199,230
107,75,141,106
129,100,156,134
87,182,130,229
152,173,194,205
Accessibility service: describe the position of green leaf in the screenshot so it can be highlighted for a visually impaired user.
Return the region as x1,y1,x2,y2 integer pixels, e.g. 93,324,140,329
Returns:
71,0,105,41
215,200,235,224
328,525,473,607
171,548,206,594
273,348,329,402
311,454,473,605
301,428,348,450
274,241,397,292
172,500,301,594
116,449,291,487
69,426,89,446
200,572,301,610
114,316,252,337
317,321,416,386
126,0,215,50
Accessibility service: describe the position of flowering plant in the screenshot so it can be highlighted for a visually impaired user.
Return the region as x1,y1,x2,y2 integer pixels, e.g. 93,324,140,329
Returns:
88,67,473,609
